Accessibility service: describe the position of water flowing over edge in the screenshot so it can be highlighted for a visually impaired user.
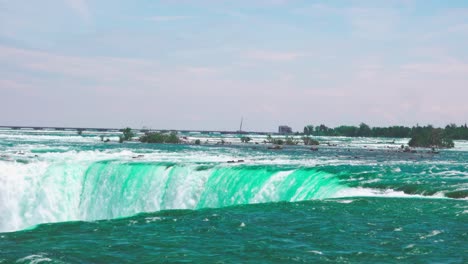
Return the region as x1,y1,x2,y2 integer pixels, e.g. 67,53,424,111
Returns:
1,160,349,232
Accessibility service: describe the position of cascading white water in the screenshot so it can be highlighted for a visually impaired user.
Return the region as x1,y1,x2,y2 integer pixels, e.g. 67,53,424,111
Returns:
0,158,344,233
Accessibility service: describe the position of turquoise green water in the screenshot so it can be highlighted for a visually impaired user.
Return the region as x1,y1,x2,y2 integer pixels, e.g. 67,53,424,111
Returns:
0,129,467,263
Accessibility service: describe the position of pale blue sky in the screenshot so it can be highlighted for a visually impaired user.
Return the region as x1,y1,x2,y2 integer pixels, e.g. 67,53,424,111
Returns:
1,0,467,131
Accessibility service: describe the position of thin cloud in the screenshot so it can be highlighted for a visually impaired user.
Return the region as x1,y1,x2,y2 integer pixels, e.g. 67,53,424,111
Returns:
186,67,219,75
401,60,468,75
448,23,468,33
245,50,311,62
346,7,401,39
147,16,191,22
0,45,161,83
65,0,90,22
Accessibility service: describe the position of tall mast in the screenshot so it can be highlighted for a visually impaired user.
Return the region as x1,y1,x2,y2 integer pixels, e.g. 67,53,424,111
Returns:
239,117,243,132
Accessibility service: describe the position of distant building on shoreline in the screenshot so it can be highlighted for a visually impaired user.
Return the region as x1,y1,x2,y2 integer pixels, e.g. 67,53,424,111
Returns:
278,125,292,134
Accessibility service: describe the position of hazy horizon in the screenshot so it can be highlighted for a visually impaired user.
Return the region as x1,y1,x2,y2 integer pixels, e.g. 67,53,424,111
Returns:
1,0,467,131
1,120,467,133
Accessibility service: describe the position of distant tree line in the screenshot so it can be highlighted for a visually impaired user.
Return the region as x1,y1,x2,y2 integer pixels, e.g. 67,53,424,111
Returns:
444,123,468,140
303,123,468,140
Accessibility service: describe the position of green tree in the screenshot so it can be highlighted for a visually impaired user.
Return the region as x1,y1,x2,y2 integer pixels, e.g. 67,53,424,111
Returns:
409,127,454,148
316,124,332,136
273,139,284,145
358,123,372,137
121,127,135,141
285,136,299,145
335,126,358,137
140,132,180,144
303,125,314,135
